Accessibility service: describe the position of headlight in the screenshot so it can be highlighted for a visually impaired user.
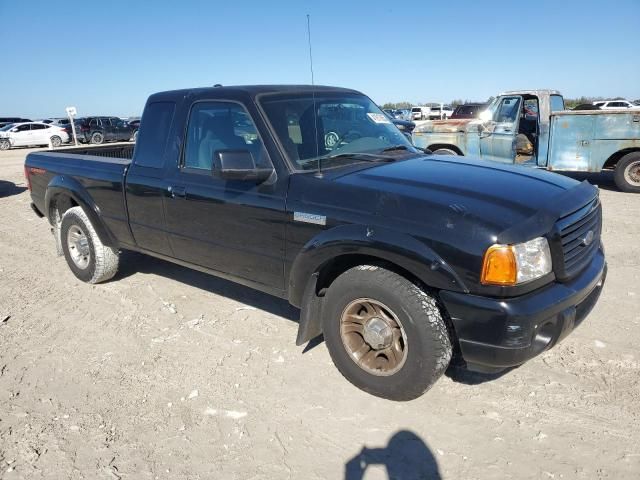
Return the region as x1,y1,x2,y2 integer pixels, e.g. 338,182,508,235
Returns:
395,124,405,131
481,237,552,286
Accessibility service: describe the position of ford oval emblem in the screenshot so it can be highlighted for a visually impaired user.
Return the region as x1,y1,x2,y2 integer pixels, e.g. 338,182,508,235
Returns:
582,230,594,247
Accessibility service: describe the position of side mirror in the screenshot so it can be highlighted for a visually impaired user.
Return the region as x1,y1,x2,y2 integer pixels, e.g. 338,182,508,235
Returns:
213,149,274,183
10,128,18,133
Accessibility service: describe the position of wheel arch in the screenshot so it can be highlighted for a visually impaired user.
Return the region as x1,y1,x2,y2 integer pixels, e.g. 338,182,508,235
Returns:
427,143,464,155
290,224,468,345
45,175,118,248
602,147,640,170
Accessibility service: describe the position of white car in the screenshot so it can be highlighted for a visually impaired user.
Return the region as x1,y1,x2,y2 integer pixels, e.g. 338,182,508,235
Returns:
592,100,640,110
0,122,70,150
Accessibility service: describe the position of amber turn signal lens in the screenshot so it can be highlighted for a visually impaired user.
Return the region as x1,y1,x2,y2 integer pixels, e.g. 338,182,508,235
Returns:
481,245,517,285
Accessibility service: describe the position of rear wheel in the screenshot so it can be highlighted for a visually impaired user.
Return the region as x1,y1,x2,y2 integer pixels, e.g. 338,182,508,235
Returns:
90,132,104,145
60,206,119,283
50,135,62,147
322,265,452,401
614,152,640,193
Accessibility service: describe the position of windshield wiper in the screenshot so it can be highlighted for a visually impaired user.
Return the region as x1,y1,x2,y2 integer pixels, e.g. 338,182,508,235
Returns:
327,152,395,162
300,152,394,169
381,145,410,152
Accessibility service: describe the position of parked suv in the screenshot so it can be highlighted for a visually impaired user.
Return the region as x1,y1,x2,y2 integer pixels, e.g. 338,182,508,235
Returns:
410,106,430,120
428,105,454,120
73,116,136,144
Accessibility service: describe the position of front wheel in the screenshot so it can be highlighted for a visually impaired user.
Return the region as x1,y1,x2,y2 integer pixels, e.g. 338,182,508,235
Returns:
0,139,10,150
432,148,458,156
60,206,119,283
322,265,452,401
614,152,640,193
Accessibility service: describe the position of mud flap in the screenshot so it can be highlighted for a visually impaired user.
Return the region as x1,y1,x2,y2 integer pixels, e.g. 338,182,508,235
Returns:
295,273,324,346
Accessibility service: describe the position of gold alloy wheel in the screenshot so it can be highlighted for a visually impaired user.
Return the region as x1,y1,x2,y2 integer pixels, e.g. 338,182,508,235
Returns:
339,298,408,376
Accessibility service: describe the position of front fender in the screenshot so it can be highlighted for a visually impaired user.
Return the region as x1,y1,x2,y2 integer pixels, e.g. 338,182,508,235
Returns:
45,175,117,247
288,223,468,308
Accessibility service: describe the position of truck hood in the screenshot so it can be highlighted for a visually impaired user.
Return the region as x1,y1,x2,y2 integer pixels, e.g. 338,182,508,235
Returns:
335,155,587,240
416,118,478,133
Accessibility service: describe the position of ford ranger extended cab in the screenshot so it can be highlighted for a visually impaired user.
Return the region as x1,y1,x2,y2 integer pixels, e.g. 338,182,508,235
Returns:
25,85,607,400
412,89,640,192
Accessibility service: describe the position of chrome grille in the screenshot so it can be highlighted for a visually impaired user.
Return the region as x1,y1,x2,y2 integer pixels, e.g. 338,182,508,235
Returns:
555,197,601,280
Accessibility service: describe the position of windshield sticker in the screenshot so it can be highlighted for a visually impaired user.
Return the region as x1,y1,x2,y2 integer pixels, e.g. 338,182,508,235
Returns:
367,113,391,124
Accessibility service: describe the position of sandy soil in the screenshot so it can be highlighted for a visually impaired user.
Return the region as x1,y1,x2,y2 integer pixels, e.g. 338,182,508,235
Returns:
1,147,639,480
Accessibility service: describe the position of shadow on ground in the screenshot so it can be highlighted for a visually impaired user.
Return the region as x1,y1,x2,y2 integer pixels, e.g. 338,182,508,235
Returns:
0,180,27,198
116,251,300,322
557,170,618,192
345,430,441,480
116,253,523,375
445,364,515,385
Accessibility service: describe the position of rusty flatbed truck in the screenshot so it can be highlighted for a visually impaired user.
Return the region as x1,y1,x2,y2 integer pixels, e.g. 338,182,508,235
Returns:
412,90,640,192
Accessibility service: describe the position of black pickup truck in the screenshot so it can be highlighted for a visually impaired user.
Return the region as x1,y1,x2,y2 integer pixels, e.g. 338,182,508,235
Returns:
25,85,607,400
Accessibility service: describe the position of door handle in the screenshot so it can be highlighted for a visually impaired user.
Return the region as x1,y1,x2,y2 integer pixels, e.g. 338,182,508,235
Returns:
168,185,186,198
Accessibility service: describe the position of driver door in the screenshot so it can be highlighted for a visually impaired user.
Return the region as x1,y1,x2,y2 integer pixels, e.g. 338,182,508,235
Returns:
480,96,521,163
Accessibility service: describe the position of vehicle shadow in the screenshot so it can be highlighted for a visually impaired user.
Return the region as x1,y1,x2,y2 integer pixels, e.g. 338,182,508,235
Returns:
445,363,515,385
557,170,618,192
116,251,300,323
0,180,27,198
344,430,441,480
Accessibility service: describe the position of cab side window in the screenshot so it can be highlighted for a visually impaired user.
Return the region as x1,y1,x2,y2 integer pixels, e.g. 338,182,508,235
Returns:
183,102,269,171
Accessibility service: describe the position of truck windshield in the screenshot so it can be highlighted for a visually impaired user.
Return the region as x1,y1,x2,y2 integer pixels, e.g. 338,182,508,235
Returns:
260,92,417,171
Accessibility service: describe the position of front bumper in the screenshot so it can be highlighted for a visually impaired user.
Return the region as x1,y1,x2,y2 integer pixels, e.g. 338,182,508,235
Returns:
440,249,606,372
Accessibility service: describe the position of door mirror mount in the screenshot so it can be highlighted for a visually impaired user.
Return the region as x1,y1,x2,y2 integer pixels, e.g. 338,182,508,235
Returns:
213,149,274,183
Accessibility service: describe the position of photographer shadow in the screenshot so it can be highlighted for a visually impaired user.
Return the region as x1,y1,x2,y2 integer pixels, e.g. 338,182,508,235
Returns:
345,430,441,480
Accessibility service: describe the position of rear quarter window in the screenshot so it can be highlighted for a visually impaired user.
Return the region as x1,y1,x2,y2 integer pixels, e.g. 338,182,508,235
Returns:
133,102,176,168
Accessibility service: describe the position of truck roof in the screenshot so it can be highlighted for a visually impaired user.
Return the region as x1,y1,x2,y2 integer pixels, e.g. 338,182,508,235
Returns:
148,85,362,102
500,89,562,97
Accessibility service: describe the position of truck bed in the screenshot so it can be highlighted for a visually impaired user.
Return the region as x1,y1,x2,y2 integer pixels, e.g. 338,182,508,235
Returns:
25,145,133,243
548,109,640,172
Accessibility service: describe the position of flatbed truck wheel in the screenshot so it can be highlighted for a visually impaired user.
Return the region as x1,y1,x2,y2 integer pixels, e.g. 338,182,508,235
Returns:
614,152,640,193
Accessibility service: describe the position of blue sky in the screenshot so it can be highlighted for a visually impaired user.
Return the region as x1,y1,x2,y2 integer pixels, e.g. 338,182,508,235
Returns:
2,0,639,117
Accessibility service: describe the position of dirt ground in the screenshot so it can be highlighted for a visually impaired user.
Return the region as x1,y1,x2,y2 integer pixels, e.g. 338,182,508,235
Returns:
1,146,639,480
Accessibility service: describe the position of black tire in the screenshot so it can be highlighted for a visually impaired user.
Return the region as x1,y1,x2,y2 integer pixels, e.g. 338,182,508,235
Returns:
50,136,62,147
322,265,452,401
60,206,119,283
90,132,104,145
614,152,640,193
432,148,458,156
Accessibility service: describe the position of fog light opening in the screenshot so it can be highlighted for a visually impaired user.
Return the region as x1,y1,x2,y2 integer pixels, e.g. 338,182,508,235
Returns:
533,322,555,351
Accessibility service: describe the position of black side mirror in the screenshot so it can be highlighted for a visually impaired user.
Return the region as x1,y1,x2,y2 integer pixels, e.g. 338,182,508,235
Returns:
213,149,273,183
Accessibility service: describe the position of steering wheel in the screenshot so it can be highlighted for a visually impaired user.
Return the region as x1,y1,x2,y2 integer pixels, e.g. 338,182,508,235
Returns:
326,130,363,151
